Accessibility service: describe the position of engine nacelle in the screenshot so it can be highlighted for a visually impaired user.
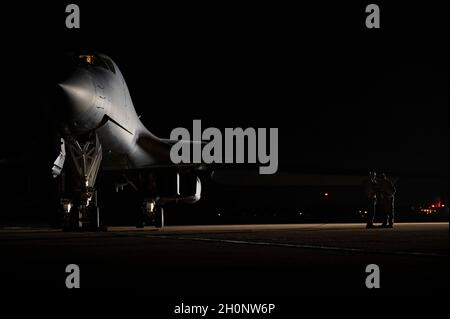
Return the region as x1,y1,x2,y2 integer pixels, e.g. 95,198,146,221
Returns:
156,172,202,205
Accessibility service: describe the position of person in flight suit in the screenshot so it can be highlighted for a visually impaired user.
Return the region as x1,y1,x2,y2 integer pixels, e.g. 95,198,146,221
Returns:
364,171,378,229
378,173,396,228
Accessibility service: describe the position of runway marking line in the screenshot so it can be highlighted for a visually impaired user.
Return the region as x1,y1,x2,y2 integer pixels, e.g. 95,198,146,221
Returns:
112,233,448,258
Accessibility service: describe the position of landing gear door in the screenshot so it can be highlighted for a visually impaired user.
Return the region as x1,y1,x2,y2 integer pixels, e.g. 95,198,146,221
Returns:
52,138,66,178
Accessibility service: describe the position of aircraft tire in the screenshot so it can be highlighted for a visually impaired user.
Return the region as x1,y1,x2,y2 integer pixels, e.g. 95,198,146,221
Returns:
155,206,164,229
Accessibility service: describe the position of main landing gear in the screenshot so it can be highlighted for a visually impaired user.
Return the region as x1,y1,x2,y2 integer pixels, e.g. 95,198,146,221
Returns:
137,199,165,229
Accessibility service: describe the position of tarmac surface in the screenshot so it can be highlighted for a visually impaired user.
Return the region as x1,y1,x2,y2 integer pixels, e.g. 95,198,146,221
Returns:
0,222,448,303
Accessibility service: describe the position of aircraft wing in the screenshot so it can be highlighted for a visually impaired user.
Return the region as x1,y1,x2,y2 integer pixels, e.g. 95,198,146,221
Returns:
211,170,367,186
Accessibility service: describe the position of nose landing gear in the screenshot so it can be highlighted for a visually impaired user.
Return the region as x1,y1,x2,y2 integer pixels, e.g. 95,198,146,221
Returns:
56,133,104,231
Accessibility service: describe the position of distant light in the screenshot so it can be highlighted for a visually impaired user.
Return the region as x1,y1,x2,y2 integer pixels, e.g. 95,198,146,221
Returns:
442,204,445,207
431,204,435,208
324,192,329,197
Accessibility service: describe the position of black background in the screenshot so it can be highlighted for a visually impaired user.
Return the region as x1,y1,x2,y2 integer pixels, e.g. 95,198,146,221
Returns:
0,1,448,223
0,1,448,313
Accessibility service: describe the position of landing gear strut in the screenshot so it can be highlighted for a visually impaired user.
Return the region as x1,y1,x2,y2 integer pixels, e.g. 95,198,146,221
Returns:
58,133,104,231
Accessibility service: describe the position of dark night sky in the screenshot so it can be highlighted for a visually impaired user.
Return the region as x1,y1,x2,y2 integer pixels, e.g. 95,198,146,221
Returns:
0,2,448,178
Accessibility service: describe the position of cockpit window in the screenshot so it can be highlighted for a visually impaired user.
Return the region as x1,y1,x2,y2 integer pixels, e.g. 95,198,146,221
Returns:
103,59,116,74
78,54,115,74
79,54,96,65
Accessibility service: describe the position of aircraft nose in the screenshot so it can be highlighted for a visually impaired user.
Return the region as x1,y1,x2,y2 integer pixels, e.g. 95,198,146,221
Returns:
58,69,95,117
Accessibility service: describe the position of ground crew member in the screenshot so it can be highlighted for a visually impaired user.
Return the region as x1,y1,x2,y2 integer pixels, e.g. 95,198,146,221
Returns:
378,173,396,228
364,171,378,228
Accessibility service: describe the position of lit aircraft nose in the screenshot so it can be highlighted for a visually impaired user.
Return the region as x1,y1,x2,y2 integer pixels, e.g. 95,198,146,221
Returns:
58,69,95,118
